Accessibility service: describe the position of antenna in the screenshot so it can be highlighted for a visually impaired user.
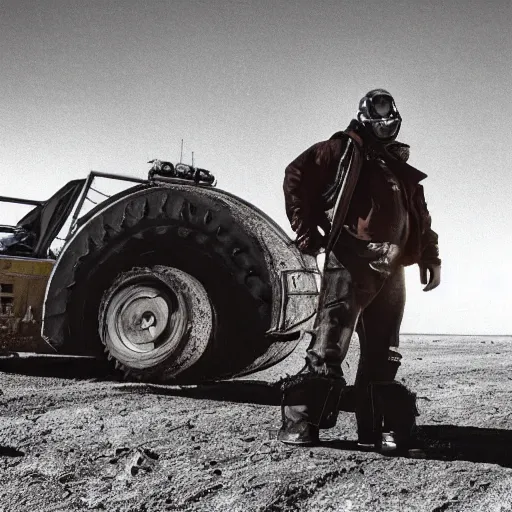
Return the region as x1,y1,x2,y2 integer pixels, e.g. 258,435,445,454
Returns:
192,151,195,168
180,139,184,163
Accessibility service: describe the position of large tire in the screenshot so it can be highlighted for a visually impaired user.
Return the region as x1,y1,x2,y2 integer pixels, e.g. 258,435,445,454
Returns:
99,266,213,382
61,186,273,381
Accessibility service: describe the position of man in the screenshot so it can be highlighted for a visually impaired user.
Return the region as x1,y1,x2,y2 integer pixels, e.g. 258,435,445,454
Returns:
279,89,441,452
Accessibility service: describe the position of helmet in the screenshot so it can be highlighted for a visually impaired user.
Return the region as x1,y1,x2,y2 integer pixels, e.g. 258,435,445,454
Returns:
357,89,401,141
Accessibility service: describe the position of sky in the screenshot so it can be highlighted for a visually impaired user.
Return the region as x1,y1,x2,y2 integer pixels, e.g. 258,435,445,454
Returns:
1,0,511,334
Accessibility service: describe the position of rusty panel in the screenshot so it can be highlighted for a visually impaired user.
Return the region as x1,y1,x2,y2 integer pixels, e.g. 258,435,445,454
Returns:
278,270,319,332
0,256,55,353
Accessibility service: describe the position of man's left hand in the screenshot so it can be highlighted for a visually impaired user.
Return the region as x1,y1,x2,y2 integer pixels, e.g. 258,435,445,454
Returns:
420,263,441,292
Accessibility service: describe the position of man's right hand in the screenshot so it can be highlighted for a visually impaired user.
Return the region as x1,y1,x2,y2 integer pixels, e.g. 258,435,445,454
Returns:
296,229,326,256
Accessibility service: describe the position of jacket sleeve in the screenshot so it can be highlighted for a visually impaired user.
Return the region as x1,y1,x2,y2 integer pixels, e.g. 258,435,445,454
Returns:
416,185,441,266
283,144,317,237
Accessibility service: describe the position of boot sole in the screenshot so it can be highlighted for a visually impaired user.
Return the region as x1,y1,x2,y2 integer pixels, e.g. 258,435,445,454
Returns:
277,432,319,446
380,441,398,453
277,436,320,446
357,442,376,451
278,438,318,446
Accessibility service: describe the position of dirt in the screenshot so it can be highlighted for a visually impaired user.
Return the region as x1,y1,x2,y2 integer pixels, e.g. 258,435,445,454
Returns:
1,335,512,512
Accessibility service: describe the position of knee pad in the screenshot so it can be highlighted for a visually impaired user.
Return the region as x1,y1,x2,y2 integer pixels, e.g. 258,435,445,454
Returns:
387,348,402,377
375,348,402,381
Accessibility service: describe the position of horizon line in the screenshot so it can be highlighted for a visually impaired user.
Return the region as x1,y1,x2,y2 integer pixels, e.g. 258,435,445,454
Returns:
401,333,512,337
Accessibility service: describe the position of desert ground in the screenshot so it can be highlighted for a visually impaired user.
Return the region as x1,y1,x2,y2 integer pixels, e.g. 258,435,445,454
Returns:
1,335,512,512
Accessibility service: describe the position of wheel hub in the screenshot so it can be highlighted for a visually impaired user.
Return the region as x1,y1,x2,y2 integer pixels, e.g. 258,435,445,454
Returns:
140,311,156,330
101,265,213,377
111,284,185,353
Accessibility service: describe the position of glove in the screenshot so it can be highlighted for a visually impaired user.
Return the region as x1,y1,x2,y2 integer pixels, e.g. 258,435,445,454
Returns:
420,263,441,292
366,242,400,277
296,228,326,256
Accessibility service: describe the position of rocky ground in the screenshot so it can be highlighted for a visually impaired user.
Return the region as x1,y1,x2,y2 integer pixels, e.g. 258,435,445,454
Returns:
1,335,512,512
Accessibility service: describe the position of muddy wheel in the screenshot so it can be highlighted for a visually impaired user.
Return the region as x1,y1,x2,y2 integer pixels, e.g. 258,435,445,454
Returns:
54,186,272,382
99,266,213,381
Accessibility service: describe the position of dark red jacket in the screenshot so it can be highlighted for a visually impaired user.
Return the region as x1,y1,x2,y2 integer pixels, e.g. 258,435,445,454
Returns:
283,130,440,266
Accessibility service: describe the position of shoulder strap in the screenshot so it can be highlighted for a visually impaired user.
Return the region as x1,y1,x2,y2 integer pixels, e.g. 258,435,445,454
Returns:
325,136,363,254
344,130,364,148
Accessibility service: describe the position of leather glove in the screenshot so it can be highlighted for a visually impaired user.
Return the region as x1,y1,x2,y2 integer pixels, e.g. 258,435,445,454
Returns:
420,263,441,292
296,228,326,256
366,242,400,277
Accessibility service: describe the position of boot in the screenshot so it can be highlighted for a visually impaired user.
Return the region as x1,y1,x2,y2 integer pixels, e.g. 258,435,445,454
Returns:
359,350,403,452
278,403,320,446
375,380,419,453
355,382,382,449
278,373,345,446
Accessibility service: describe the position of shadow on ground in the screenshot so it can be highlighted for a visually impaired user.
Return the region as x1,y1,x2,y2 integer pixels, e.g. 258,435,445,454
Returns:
147,380,284,405
323,425,512,468
147,381,512,469
0,446,25,457
417,425,512,468
3,358,512,468
0,353,112,380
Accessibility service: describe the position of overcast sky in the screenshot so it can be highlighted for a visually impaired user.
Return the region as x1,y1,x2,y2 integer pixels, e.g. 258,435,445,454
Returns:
1,0,511,334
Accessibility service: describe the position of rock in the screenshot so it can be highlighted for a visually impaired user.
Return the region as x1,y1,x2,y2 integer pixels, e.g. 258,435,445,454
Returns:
116,448,158,481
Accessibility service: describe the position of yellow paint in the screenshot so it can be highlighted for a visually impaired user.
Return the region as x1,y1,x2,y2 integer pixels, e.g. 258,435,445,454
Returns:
0,256,54,277
0,256,56,352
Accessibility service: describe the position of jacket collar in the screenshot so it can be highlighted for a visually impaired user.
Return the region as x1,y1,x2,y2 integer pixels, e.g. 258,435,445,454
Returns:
392,160,428,183
333,122,428,183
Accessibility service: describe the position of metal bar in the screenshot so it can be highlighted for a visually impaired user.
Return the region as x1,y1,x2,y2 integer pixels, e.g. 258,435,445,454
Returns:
89,170,146,184
65,171,147,240
90,186,111,198
0,196,44,207
149,175,211,187
85,196,98,205
66,172,96,240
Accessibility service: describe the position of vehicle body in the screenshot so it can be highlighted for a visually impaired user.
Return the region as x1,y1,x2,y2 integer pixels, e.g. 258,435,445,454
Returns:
0,163,319,382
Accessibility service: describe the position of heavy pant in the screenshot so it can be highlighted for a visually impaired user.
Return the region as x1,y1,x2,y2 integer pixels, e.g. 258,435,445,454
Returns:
307,246,405,375
305,240,406,438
